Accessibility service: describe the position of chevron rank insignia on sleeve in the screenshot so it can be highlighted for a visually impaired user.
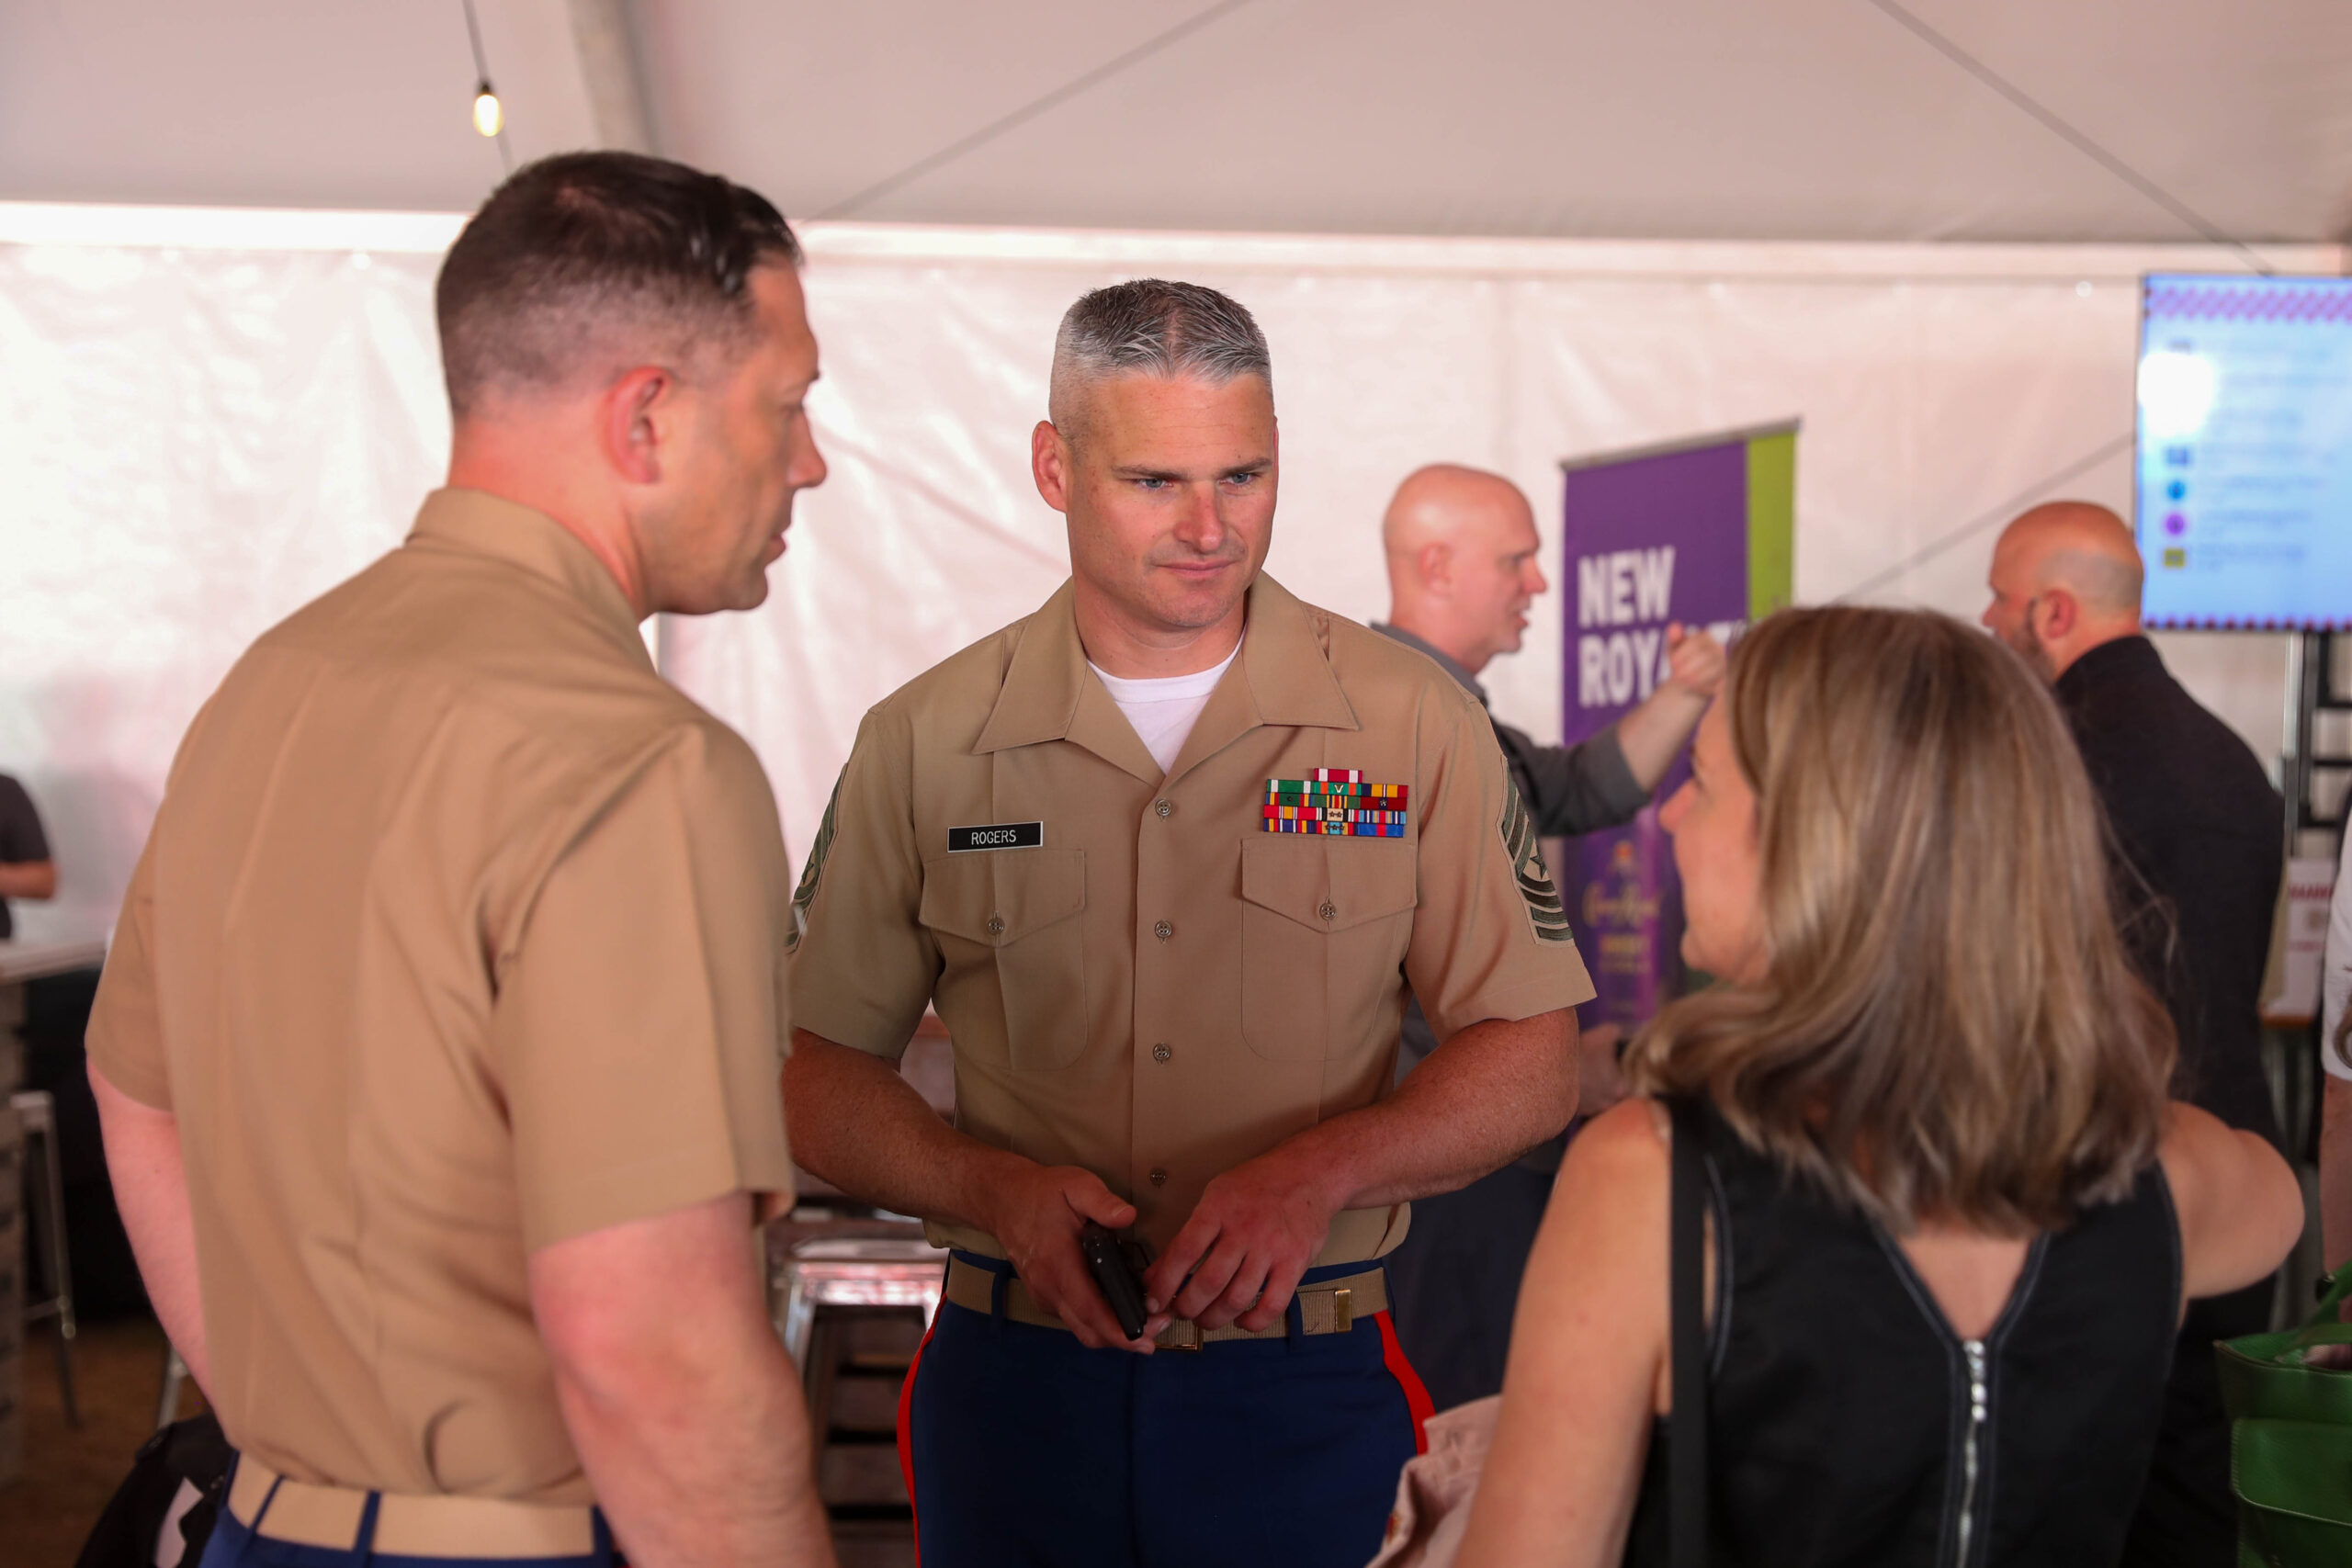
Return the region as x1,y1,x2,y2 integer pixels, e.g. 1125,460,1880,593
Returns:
786,766,843,955
1499,784,1574,943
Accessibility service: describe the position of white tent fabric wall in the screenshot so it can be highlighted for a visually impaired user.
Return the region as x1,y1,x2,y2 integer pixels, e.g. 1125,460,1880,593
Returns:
676,226,2338,883
0,218,458,943
2,208,2336,942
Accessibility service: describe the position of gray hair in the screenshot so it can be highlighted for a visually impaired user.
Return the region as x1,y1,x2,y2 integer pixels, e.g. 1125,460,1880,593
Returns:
1048,279,1271,435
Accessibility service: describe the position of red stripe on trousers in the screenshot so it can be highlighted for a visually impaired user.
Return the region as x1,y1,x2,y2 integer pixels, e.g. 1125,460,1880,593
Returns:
897,1314,939,1565
1374,1309,1435,1454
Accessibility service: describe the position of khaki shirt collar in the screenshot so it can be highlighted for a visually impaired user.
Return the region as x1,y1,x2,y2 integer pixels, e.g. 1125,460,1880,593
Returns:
975,573,1360,784
405,488,652,672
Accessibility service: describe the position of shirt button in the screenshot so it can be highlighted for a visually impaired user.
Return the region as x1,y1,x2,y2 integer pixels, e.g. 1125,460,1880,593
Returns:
1155,799,1173,818
1154,919,1173,941
1318,900,1338,921
1148,1168,1169,1187
986,914,1005,936
1152,1043,1171,1063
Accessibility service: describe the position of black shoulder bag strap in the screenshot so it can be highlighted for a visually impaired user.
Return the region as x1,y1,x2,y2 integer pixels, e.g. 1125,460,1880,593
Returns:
1668,1095,1711,1568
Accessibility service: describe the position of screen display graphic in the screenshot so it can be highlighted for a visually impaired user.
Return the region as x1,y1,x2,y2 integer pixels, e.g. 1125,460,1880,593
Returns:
2136,274,2352,630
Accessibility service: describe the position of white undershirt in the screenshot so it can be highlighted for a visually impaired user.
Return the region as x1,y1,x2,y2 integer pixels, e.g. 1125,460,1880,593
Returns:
1090,640,1242,774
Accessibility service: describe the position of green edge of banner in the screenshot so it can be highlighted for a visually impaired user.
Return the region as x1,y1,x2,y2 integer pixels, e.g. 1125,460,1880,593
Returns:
1746,432,1796,622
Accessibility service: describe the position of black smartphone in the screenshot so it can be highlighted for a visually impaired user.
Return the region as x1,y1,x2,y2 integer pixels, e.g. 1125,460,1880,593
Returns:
1080,1220,1151,1341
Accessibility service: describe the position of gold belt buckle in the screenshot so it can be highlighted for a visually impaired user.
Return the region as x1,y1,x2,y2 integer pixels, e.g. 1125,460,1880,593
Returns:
1157,1319,1204,1352
1296,1284,1355,1336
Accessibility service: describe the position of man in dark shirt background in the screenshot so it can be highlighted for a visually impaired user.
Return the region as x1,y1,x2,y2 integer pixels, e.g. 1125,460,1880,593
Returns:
1984,500,2284,1568
0,773,57,940
1373,463,1724,1409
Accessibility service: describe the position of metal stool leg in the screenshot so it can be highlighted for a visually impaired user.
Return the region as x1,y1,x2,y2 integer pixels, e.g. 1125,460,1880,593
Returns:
802,1313,841,1434
778,1267,816,1371
157,1346,188,1431
14,1091,76,1427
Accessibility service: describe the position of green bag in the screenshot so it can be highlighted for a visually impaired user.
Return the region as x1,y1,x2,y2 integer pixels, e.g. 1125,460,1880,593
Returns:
2216,1270,2352,1566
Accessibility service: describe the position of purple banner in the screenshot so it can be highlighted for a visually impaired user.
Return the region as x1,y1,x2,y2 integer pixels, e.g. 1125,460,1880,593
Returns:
1560,439,1753,1029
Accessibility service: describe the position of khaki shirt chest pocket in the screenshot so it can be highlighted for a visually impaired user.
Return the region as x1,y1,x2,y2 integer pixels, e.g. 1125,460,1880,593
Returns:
919,848,1089,1071
1238,836,1418,1062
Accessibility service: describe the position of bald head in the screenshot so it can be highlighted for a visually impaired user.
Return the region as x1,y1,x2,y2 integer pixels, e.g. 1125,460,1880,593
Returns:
1983,501,2144,681
1382,464,1547,674
1384,464,1531,555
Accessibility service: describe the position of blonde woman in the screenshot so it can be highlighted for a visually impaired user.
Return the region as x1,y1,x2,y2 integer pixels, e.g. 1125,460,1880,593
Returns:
1455,607,2303,1568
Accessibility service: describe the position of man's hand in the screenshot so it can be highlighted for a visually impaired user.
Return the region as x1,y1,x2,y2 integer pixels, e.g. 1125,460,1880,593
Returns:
1662,624,1726,700
785,1035,1172,1351
980,1161,1170,1353
1141,1145,1341,1334
1577,1021,1631,1118
1617,626,1726,791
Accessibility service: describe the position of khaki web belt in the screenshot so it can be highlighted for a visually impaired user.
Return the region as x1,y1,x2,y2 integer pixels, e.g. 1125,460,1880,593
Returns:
943,1255,1386,1349
228,1458,600,1559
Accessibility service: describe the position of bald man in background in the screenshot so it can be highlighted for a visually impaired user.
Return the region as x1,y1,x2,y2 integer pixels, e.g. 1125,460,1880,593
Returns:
1373,463,1722,1410
1984,500,2285,1568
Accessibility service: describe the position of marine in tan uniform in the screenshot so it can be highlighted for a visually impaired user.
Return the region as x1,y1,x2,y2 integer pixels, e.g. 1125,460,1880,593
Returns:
784,281,1590,1568
86,153,836,1568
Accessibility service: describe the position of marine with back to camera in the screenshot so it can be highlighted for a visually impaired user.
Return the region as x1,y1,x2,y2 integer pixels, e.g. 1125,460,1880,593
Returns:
86,152,837,1568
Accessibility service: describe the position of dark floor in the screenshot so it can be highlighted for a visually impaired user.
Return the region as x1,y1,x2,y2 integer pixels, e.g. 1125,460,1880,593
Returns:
812,1311,922,1568
0,1315,199,1568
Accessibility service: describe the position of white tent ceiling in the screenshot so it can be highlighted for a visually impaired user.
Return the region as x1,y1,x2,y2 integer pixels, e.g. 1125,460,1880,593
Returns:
5,0,2348,245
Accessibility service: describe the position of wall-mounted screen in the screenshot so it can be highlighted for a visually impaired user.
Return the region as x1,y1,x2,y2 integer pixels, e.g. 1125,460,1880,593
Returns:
2137,273,2352,630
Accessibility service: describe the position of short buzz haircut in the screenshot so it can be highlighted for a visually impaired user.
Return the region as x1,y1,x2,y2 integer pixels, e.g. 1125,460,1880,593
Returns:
435,151,802,419
1048,279,1271,436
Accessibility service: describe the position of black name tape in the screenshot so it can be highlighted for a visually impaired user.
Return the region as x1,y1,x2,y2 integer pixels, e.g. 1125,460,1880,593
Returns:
947,821,1045,853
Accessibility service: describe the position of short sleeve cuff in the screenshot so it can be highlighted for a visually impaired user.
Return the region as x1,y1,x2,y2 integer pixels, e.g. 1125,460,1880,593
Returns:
790,1002,916,1063
1420,964,1596,1045
87,904,173,1111
85,1027,174,1110
523,1143,797,1253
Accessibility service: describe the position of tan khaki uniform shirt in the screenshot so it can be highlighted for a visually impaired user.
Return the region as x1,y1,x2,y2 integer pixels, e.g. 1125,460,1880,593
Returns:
85,490,797,1502
788,575,1593,1267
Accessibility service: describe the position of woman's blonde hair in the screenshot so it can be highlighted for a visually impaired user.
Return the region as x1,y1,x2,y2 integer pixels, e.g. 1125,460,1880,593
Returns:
1623,605,2174,1235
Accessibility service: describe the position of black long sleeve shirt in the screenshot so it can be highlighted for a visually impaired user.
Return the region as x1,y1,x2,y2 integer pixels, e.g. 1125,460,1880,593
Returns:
2056,635,2284,1151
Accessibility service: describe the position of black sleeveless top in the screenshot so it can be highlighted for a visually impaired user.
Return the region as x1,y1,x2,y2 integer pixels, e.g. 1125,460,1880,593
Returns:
1623,1098,2180,1568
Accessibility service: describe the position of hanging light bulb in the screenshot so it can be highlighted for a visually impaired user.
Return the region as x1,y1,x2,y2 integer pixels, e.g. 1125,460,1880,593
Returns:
473,80,503,138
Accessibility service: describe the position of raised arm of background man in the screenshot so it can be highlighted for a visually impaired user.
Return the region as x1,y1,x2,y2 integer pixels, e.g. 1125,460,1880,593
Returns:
1610,628,1723,791
1374,463,1722,1124
1375,462,1724,840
